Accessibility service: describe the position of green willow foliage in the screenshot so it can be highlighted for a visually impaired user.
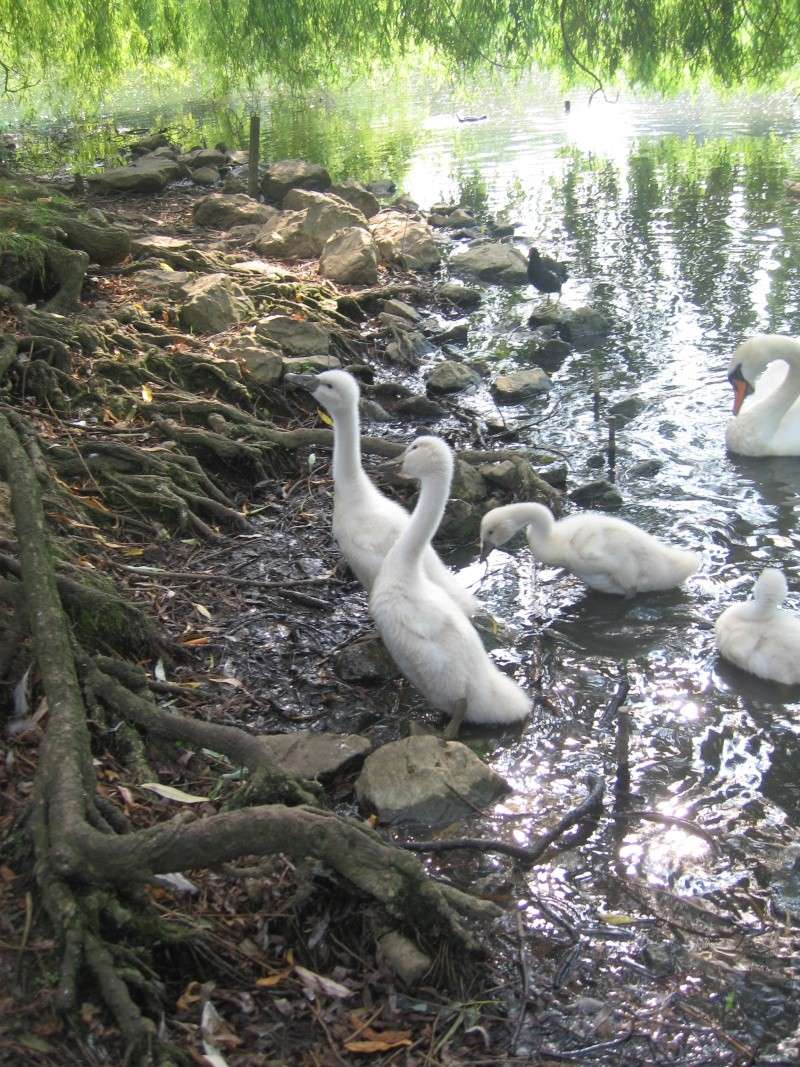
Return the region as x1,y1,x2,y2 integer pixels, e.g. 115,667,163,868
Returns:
1,0,799,94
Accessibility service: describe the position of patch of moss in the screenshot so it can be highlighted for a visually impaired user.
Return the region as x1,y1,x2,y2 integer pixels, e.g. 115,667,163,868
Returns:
0,229,49,283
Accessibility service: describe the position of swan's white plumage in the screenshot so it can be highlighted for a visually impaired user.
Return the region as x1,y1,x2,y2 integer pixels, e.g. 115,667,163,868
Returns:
480,502,698,596
370,436,530,728
715,568,800,684
293,370,477,615
725,334,800,456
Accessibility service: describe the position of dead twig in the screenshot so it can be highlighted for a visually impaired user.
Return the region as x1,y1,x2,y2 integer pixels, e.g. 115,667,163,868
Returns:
405,774,605,865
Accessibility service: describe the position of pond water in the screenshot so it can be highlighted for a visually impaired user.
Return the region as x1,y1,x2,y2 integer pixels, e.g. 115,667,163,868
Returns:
11,72,800,1055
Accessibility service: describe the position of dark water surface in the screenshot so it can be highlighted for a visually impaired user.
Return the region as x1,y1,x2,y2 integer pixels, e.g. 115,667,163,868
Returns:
11,73,800,1055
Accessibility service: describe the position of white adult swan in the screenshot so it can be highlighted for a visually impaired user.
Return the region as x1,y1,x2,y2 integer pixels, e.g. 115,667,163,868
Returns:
715,568,800,684
370,436,531,737
725,334,800,456
285,369,477,614
480,502,699,596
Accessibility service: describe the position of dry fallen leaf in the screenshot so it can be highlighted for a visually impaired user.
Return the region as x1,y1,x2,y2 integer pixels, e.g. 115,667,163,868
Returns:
345,1036,413,1053
140,783,210,804
176,980,204,1012
141,384,153,403
294,964,353,1000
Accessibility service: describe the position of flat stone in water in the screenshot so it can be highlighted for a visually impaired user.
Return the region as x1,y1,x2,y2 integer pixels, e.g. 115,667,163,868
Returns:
491,367,552,404
438,280,482,307
355,735,510,827
426,360,480,395
627,458,664,479
450,241,528,284
259,730,371,780
395,395,446,419
570,478,623,509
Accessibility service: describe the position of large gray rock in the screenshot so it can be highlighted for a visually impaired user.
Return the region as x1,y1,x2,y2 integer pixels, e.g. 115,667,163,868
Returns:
382,299,420,323
450,241,528,284
261,159,331,203
320,227,379,284
282,188,331,211
355,736,510,827
425,360,480,395
370,211,440,271
179,274,254,334
224,224,266,246
260,730,371,780
330,179,381,218
256,313,331,355
217,339,284,386
492,367,552,404
193,193,276,230
252,211,318,261
178,147,228,169
379,311,416,332
192,166,220,186
303,195,369,250
450,459,488,503
90,155,183,193
478,459,525,492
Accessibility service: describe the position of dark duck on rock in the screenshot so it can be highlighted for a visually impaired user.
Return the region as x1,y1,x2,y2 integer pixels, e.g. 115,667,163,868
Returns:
527,247,568,300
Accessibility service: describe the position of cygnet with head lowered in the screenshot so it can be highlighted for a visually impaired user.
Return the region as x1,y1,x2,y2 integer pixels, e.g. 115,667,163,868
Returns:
284,369,477,615
370,436,531,737
480,502,698,596
715,568,800,684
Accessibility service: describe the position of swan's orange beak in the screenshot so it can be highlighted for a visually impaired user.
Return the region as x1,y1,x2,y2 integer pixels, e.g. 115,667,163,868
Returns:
728,365,754,415
731,378,749,415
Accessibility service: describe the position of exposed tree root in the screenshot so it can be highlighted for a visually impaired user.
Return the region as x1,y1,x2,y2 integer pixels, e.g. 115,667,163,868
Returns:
0,410,504,1063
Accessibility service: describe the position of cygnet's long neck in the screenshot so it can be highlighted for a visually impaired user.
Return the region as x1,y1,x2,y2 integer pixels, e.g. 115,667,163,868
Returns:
507,503,559,563
331,402,369,494
740,597,781,623
388,466,450,573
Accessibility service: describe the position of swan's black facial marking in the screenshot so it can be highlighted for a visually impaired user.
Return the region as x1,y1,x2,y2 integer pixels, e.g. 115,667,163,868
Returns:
728,363,754,395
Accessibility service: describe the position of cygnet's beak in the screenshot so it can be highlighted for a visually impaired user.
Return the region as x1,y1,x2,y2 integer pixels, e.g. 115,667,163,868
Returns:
284,372,318,392
479,540,493,562
376,452,406,478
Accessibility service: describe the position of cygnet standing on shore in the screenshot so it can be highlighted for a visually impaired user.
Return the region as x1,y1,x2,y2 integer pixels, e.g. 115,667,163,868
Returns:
370,436,531,737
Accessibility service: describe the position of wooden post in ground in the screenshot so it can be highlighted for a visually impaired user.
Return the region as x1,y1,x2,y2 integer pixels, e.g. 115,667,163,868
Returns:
248,113,261,199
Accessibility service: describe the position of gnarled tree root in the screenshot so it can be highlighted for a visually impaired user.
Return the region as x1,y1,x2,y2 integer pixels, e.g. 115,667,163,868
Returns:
0,410,503,1063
